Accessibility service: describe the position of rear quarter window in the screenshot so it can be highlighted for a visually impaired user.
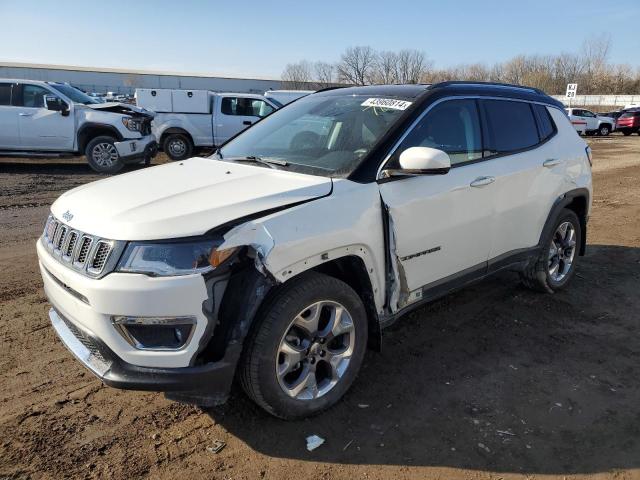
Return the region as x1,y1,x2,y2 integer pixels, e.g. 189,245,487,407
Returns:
482,100,539,155
533,104,556,141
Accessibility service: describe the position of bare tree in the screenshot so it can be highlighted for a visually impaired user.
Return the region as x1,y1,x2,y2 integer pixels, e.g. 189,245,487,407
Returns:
337,46,376,85
281,61,312,89
373,51,399,84
396,49,429,84
314,62,335,88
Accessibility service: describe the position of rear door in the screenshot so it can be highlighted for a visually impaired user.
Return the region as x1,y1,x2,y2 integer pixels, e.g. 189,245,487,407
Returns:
378,99,494,303
0,82,20,148
14,83,75,150
480,99,563,260
215,96,276,144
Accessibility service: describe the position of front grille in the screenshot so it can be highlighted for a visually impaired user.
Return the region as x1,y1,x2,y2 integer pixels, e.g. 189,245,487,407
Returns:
42,215,122,278
89,241,112,274
63,231,78,259
76,236,93,265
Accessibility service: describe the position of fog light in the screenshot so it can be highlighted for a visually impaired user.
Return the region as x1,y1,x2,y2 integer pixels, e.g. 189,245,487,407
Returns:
112,316,196,350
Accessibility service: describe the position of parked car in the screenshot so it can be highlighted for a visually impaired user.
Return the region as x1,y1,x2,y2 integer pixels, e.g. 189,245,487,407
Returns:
565,108,614,136
38,82,591,419
616,110,640,136
136,89,280,160
264,89,314,105
0,79,156,173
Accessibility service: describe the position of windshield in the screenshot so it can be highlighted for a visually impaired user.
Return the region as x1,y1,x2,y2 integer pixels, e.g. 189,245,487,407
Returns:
49,84,98,105
217,94,412,177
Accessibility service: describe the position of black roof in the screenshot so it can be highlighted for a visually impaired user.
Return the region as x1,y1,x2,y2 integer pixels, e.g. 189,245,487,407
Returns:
316,84,430,98
315,81,563,108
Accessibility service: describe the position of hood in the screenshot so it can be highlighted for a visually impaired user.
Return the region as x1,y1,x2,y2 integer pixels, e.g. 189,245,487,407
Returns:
85,102,154,117
597,114,615,122
51,158,332,240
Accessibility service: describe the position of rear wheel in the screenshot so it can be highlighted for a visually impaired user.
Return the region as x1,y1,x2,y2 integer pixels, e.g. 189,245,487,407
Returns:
163,133,193,161
240,272,368,419
85,136,123,174
520,209,581,293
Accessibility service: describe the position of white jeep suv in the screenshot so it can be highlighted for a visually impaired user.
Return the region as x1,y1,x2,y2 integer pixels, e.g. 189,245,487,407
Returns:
37,82,592,419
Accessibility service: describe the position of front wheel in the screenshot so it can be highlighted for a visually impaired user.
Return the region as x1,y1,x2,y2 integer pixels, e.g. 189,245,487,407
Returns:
240,272,368,419
520,209,582,293
598,124,611,136
85,136,123,174
163,133,193,161
622,130,632,136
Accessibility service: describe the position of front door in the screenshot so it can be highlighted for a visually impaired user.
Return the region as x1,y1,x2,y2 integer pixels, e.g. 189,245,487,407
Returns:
378,99,494,307
215,96,275,144
15,84,74,150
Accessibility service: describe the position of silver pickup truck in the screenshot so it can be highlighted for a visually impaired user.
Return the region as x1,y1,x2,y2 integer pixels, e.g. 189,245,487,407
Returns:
0,79,157,173
136,89,280,160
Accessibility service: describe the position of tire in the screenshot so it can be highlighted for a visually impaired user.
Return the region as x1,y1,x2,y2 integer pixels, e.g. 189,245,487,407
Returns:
598,124,611,136
520,209,582,293
622,130,632,136
85,136,123,174
163,133,193,161
240,271,368,419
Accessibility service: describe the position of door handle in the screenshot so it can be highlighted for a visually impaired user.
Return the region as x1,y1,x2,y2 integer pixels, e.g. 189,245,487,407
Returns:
243,120,252,126
18,112,33,116
470,176,495,187
543,158,562,167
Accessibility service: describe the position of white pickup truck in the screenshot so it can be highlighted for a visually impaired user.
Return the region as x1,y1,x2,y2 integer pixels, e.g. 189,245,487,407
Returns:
0,79,157,173
136,89,280,160
565,108,615,136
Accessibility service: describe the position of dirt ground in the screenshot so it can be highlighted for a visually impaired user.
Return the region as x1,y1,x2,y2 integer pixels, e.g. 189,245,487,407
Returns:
1,135,639,480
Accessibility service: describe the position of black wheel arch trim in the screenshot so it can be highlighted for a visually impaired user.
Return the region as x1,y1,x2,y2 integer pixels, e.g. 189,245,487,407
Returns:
538,188,589,256
77,123,124,150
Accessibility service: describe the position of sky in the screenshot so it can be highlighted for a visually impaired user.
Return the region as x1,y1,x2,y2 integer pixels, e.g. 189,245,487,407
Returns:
1,0,639,79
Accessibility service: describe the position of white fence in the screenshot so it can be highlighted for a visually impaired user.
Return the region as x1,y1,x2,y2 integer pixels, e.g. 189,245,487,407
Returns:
551,95,640,107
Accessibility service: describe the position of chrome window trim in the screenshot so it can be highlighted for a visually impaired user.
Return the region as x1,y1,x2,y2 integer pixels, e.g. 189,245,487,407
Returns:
375,95,565,180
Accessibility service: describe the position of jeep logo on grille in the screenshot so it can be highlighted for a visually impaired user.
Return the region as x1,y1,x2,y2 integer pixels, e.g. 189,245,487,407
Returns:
62,210,74,222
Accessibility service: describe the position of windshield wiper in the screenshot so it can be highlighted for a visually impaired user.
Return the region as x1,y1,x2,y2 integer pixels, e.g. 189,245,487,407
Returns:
223,155,288,169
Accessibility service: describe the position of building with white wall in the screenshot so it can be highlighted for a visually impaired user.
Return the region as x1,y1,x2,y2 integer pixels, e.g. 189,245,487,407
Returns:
0,62,286,95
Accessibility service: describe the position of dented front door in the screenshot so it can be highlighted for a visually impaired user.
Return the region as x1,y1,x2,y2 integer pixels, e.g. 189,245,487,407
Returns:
379,165,494,301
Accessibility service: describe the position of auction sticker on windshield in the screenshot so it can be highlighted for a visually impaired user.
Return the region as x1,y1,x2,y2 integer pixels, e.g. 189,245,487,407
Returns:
361,98,412,110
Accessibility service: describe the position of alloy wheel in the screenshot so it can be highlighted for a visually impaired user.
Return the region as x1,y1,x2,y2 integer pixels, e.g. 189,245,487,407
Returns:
275,300,355,400
548,221,577,282
92,143,119,167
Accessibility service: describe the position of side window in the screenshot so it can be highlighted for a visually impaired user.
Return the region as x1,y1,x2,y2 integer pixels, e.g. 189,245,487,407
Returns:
582,110,596,118
221,97,275,117
0,83,12,106
249,99,275,118
22,85,50,108
395,99,483,166
533,104,556,141
482,100,539,155
221,97,240,116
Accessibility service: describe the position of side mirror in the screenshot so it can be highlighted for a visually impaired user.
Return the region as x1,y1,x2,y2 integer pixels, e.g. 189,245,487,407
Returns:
46,95,70,116
397,146,451,175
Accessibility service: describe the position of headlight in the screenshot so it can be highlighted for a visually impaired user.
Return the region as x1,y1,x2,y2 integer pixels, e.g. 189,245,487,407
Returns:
116,240,238,276
121,116,142,131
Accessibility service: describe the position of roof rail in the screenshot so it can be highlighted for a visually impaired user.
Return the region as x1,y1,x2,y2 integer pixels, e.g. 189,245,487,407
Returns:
313,85,349,93
431,81,545,95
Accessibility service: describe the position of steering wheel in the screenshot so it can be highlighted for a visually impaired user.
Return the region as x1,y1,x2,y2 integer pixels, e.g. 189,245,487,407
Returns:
290,131,321,150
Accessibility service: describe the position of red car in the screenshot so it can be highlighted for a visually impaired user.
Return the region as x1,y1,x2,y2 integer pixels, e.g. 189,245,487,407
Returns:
616,111,640,136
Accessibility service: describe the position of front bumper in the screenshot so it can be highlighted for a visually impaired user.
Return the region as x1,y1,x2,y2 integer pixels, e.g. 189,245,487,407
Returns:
114,134,158,162
49,307,238,395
